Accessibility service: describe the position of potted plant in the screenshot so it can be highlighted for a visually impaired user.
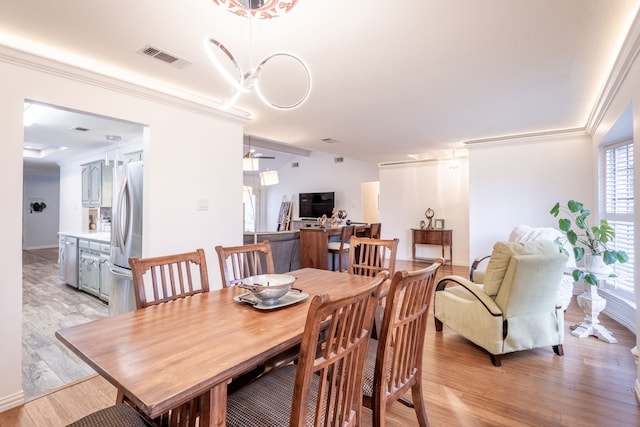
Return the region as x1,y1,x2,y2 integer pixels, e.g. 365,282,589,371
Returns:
550,200,628,286
550,200,628,343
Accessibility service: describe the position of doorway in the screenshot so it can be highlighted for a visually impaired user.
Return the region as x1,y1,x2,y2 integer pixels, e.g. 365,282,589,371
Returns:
22,103,145,400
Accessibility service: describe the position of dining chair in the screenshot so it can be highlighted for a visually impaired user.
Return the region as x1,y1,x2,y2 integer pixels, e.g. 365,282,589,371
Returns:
362,260,443,427
125,249,210,426
347,236,399,277
226,271,388,427
215,241,275,287
66,403,149,427
327,224,355,272
215,240,295,383
128,248,209,308
368,222,382,239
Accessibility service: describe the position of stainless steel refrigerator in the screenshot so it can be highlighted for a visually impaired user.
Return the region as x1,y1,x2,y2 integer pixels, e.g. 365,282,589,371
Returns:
108,161,143,315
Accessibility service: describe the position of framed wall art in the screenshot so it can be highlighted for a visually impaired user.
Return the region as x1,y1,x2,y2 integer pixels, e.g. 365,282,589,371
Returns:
434,219,445,229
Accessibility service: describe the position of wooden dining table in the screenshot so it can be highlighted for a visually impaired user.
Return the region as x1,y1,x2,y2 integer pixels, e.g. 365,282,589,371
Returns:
56,268,381,427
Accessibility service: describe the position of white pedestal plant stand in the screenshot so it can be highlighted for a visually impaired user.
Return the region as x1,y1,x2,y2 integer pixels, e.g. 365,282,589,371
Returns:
570,285,617,343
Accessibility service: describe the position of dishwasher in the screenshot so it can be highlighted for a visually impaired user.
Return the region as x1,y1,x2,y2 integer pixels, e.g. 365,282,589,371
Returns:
59,235,79,288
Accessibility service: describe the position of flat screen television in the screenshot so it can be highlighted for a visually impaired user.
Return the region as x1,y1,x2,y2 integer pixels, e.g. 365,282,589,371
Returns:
299,192,335,218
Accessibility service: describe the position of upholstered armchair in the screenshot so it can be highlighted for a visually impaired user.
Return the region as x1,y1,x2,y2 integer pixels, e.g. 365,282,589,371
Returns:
434,241,568,366
470,224,575,310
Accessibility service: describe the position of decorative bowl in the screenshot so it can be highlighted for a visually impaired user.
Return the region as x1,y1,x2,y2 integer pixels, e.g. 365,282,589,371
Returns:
238,274,296,304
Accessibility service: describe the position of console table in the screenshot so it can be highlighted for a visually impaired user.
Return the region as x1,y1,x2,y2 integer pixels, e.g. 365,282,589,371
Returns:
411,228,453,264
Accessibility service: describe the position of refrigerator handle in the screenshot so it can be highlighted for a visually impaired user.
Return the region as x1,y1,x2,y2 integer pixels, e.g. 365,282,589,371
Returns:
115,169,131,251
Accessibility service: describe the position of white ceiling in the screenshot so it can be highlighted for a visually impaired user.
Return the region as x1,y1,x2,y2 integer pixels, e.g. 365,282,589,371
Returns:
6,0,640,169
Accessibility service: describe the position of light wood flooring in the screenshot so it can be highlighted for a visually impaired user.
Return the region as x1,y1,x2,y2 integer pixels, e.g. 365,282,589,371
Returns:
5,258,639,426
21,249,108,401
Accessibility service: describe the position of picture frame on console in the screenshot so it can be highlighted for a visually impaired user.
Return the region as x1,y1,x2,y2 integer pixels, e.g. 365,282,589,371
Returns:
434,219,445,229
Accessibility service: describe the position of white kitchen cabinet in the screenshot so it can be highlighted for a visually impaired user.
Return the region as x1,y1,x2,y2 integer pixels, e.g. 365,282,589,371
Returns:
78,238,111,302
99,243,111,302
81,160,113,207
121,151,143,163
79,247,100,297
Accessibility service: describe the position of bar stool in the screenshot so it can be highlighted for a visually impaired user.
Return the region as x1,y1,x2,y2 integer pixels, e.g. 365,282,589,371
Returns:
327,225,355,272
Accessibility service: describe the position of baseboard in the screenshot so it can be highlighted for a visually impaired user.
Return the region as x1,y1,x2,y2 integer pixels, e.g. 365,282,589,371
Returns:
0,390,25,413
600,289,637,335
23,245,58,250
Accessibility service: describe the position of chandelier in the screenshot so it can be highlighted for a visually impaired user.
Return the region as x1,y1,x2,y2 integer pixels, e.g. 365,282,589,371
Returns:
207,0,311,110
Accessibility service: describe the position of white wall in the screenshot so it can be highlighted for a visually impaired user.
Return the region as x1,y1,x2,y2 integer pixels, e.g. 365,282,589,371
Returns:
467,132,594,259
589,19,640,394
23,172,60,249
260,151,379,231
379,158,470,263
0,45,246,411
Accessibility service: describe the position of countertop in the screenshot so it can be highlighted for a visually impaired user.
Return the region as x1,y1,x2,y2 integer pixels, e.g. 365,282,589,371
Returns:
59,231,111,243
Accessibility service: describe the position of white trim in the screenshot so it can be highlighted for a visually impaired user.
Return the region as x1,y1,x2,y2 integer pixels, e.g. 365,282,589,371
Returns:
0,42,250,126
0,390,24,413
601,288,637,334
587,9,640,133
462,127,586,146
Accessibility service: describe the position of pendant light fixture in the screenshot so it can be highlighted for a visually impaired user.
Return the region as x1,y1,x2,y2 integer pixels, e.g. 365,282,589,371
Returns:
206,0,311,110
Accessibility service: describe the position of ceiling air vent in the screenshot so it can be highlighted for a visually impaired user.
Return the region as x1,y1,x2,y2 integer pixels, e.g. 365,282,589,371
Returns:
72,126,90,132
334,157,344,163
291,162,300,168
136,45,191,69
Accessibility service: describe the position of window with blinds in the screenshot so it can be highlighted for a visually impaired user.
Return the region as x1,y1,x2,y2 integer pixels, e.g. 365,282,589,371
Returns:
603,141,634,297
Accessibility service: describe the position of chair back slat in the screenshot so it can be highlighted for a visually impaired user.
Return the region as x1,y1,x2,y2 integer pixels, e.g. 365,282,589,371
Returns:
215,241,275,287
129,249,209,309
348,237,399,277
291,271,387,427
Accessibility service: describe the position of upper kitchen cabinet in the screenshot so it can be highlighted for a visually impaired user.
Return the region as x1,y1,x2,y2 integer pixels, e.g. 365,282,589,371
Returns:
81,160,113,207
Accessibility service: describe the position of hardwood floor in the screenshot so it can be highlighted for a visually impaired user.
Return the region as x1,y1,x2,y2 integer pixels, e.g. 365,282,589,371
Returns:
4,258,638,426
21,249,108,401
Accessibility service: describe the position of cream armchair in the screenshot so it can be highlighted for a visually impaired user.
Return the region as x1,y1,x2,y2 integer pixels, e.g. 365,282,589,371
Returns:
434,241,568,366
470,224,575,310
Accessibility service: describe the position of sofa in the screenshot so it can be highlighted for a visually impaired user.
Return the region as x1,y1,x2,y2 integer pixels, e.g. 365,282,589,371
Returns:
243,231,301,273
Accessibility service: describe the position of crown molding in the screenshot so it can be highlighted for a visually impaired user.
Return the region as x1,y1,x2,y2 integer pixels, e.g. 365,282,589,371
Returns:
461,127,587,147
586,8,640,134
0,41,250,125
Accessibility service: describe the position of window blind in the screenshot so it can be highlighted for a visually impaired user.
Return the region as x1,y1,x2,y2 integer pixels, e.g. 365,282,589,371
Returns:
604,141,634,295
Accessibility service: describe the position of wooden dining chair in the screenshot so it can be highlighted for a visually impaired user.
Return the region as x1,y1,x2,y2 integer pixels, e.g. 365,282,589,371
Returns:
362,259,444,427
128,248,209,308
123,249,210,426
327,224,355,272
226,271,388,427
215,241,275,287
65,403,150,427
368,222,382,239
347,236,399,277
215,240,295,383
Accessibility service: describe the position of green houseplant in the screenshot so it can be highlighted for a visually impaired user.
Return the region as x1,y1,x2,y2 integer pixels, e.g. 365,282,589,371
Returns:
550,200,628,286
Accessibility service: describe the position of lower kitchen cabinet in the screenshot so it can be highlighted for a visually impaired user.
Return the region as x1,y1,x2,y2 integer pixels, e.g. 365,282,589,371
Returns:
99,243,111,302
78,239,111,302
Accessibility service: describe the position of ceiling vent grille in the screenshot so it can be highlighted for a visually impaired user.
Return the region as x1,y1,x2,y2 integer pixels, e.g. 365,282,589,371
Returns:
136,45,191,69
334,157,344,163
291,162,300,168
72,126,90,132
